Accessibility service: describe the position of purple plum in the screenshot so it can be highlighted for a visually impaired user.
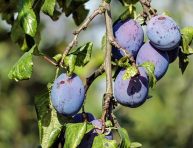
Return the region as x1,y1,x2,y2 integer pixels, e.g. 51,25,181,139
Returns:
114,67,149,108
147,15,181,50
51,73,85,116
136,42,169,80
113,19,144,59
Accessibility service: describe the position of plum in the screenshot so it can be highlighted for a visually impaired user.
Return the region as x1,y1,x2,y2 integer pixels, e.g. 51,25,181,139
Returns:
147,15,181,50
113,19,144,59
78,119,113,148
51,73,85,116
167,47,179,63
136,42,169,80
114,67,149,108
73,112,95,123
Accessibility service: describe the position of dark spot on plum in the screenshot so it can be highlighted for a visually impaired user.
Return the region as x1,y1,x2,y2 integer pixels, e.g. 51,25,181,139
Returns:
158,16,166,20
171,40,175,44
157,40,161,44
60,80,65,84
160,36,163,39
153,22,155,25
156,31,159,34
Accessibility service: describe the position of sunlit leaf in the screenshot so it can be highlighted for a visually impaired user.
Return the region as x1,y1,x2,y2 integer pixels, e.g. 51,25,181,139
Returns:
140,62,157,88
118,128,131,148
64,122,87,148
42,0,56,16
92,134,118,148
8,46,36,81
35,90,69,148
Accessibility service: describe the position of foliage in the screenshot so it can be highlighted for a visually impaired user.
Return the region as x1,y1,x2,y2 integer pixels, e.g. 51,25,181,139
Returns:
0,0,193,148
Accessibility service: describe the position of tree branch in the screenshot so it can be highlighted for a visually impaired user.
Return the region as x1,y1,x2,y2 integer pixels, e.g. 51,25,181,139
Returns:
139,0,157,21
59,3,106,67
84,64,105,93
43,55,58,67
101,1,114,131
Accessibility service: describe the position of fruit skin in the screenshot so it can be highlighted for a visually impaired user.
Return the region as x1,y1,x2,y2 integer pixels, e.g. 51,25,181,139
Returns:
114,67,149,108
51,73,85,116
78,119,113,148
147,15,181,50
73,112,95,123
136,42,169,80
167,47,179,63
113,19,144,59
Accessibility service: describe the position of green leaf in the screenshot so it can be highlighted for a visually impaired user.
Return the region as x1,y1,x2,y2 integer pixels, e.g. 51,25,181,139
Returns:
42,0,56,16
118,128,131,148
92,135,118,148
71,42,93,66
60,0,89,17
64,122,87,148
101,34,107,50
119,0,139,6
18,8,37,37
11,18,25,43
65,0,73,8
123,66,138,80
53,54,62,63
48,127,62,147
35,90,68,148
179,50,189,74
119,5,136,21
181,26,193,55
64,54,77,76
8,46,36,81
72,5,89,26
130,142,142,148
116,56,130,68
140,62,157,88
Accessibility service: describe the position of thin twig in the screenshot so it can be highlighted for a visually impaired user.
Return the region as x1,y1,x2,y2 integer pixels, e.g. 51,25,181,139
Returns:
43,55,58,66
85,64,105,93
109,38,137,67
59,3,106,67
139,0,157,21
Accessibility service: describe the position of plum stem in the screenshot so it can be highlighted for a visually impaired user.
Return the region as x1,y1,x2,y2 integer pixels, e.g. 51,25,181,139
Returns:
139,0,157,22
43,55,58,67
59,2,107,68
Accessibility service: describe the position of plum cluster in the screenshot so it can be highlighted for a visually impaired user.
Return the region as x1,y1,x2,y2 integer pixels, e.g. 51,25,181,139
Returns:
113,15,181,108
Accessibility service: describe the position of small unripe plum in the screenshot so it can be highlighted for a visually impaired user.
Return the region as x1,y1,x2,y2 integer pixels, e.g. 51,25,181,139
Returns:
91,119,113,140
113,19,144,59
73,112,95,123
136,42,169,80
147,15,181,50
114,67,149,108
51,73,85,116
167,47,179,63
78,119,113,148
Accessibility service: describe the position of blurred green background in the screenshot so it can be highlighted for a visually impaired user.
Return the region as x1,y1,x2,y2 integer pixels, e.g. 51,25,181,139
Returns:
0,0,193,147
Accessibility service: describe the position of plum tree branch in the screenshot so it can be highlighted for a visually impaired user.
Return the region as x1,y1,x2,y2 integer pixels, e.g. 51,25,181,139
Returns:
101,1,114,131
43,55,58,67
139,0,157,21
59,2,107,67
84,64,105,93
